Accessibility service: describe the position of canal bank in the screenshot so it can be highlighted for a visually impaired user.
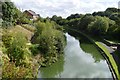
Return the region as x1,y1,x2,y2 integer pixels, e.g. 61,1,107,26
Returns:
38,32,112,78
66,27,119,79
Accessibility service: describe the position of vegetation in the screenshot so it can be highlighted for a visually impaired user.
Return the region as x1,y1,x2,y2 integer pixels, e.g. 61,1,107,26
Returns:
2,2,32,28
2,2,18,27
1,1,120,79
59,8,120,41
96,42,119,79
21,24,36,32
1,28,39,78
66,27,119,79
1,1,66,78
56,7,120,79
31,21,66,66
2,55,38,79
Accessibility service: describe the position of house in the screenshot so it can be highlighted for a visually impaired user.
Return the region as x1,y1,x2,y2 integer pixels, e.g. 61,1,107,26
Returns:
23,10,39,21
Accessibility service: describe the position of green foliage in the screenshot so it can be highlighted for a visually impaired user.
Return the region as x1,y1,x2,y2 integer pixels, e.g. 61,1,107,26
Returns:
2,31,13,48
51,15,65,25
105,8,118,13
92,8,119,17
66,14,83,20
2,54,38,78
17,13,32,24
22,24,35,32
65,7,120,39
92,11,105,17
2,2,31,27
78,15,95,30
88,16,110,35
2,2,18,27
31,21,66,66
109,14,120,25
29,44,39,56
2,31,31,66
67,18,81,29
2,28,39,78
51,15,62,23
58,19,69,25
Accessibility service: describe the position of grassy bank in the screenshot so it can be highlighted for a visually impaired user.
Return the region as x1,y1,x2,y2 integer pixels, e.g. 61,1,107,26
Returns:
66,27,119,79
95,42,119,79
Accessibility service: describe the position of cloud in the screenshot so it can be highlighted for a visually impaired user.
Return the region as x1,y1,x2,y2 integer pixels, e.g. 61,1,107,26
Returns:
11,0,119,18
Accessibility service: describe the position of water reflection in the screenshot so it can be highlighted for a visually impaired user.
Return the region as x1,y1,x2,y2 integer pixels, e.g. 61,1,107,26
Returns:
67,29,103,62
38,33,112,78
39,55,64,78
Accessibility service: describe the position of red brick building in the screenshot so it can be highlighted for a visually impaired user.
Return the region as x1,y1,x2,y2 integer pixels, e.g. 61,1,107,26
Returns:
23,10,39,21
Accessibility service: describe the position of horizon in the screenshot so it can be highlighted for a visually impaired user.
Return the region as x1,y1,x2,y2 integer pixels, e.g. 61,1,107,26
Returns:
11,0,119,18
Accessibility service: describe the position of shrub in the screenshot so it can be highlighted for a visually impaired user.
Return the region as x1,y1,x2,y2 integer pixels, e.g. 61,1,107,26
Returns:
2,54,38,79
2,31,31,66
31,21,66,65
29,44,39,56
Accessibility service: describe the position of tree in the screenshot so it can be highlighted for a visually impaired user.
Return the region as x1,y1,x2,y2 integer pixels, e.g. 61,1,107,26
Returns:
88,16,111,35
78,15,95,30
67,18,81,29
51,15,62,24
109,14,120,26
2,2,19,27
92,11,105,17
31,21,66,65
105,8,118,13
66,13,83,20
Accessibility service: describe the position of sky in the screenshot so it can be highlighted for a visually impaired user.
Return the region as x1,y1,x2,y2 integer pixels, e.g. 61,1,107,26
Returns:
11,0,120,18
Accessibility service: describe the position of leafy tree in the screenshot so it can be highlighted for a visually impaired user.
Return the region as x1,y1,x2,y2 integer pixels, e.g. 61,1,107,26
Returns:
88,16,111,35
78,15,95,30
105,8,118,13
66,13,83,20
109,14,120,26
31,21,66,65
92,11,105,17
2,2,19,27
67,18,81,29
51,15,62,24
58,19,68,25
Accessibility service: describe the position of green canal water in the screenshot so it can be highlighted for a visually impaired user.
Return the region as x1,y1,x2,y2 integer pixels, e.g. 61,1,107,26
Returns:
38,33,112,78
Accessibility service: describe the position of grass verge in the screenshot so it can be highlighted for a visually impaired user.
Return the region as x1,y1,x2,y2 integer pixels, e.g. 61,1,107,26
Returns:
66,27,119,79
95,42,119,79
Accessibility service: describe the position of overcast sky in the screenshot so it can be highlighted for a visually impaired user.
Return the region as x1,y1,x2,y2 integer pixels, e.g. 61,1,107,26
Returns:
11,0,119,18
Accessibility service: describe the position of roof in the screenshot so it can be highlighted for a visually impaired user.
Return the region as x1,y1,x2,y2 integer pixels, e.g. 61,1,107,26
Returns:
25,10,39,16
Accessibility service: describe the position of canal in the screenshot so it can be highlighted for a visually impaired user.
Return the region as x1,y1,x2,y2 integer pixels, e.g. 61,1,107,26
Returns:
38,33,112,78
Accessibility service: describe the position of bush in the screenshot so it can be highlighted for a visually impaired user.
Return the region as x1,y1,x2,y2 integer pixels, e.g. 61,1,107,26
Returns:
2,31,31,66
29,44,39,56
18,16,32,24
2,32,13,48
2,54,38,79
31,21,66,65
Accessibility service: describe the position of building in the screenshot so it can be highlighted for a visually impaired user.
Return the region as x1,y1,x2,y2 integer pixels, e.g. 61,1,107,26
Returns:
23,10,39,21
